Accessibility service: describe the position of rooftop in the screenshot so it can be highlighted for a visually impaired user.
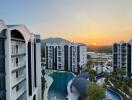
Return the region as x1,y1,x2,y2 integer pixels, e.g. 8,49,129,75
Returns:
71,78,89,100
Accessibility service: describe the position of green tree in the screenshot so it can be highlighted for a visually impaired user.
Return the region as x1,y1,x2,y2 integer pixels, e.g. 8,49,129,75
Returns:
88,69,96,75
87,60,93,67
42,69,45,77
128,73,132,80
128,97,132,100
87,60,93,71
88,69,96,82
121,83,129,93
115,68,124,80
104,72,109,80
86,82,105,100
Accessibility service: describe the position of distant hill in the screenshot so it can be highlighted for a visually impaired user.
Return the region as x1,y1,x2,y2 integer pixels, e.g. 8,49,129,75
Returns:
41,37,71,44
41,37,86,46
87,45,112,53
41,37,75,57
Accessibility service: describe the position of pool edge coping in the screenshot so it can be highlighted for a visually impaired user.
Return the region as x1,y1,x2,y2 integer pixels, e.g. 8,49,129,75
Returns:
107,87,123,100
44,75,53,100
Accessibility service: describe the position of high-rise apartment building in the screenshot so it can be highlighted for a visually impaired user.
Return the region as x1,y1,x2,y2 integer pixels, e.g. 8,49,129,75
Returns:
113,39,132,78
0,20,41,100
42,38,87,73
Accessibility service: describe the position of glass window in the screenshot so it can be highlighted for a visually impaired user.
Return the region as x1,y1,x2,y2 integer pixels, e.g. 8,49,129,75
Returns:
16,85,19,91
0,94,6,100
16,45,18,53
0,39,4,55
0,32,6,100
0,29,6,39
0,76,5,90
16,71,18,78
16,58,18,66
0,58,4,73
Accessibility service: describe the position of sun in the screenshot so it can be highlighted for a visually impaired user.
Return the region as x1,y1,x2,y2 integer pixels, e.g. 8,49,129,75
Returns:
93,43,97,46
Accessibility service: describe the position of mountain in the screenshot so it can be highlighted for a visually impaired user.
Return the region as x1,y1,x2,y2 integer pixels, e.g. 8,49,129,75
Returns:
41,37,71,44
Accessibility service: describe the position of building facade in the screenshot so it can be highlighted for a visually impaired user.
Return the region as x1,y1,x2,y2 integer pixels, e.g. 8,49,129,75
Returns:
113,40,132,78
0,20,41,100
42,38,87,73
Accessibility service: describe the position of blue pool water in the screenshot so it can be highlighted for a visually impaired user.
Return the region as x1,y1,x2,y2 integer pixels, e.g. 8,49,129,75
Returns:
106,88,121,100
48,72,74,100
97,77,122,100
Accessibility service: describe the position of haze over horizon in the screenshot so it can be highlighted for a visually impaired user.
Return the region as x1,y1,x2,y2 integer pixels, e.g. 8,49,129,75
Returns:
0,0,132,45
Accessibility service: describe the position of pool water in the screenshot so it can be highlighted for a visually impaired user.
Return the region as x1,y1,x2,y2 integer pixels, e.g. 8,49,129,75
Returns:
48,72,74,100
97,77,122,100
106,88,121,100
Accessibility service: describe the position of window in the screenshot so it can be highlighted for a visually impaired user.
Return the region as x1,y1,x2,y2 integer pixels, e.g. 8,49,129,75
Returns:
16,85,19,91
0,39,4,55
16,45,18,53
0,77,5,90
16,58,18,66
0,59,4,73
16,71,18,78
0,31,6,100
0,95,6,100
33,95,36,100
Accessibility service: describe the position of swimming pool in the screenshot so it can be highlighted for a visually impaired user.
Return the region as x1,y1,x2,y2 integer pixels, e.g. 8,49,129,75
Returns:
106,88,122,100
97,77,122,100
48,71,74,100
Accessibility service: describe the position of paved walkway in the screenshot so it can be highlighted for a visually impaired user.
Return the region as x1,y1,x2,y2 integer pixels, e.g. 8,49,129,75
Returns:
67,80,79,100
43,75,53,100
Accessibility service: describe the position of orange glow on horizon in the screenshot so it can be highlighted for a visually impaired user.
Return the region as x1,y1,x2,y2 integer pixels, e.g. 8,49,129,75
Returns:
93,43,97,46
42,32,132,46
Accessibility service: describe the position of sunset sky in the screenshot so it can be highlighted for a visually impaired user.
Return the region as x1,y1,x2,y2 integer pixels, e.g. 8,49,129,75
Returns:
0,0,132,45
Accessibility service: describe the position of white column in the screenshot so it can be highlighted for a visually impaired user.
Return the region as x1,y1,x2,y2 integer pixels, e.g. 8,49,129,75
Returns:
25,43,29,99
36,40,42,100
5,29,12,100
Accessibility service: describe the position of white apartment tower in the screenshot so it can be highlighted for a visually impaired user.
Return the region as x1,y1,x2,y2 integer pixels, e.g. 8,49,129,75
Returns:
0,20,42,100
113,39,132,78
42,38,87,73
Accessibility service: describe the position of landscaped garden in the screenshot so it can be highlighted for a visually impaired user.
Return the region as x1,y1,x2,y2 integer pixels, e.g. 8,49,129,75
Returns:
105,67,132,99
84,67,122,100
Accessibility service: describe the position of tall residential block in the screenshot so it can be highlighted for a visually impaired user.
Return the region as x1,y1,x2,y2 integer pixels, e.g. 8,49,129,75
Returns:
0,20,41,100
113,39,132,78
42,38,87,73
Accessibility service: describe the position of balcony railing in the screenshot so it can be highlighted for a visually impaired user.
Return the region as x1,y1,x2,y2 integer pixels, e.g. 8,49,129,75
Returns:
12,65,26,73
12,74,26,88
11,44,26,57
12,83,26,100
11,61,26,71
16,86,26,100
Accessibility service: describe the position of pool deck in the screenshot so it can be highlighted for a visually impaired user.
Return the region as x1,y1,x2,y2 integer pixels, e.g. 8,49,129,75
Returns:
43,75,53,100
67,80,79,100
